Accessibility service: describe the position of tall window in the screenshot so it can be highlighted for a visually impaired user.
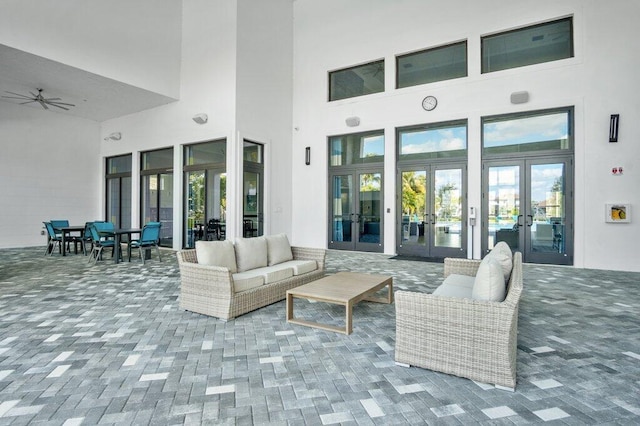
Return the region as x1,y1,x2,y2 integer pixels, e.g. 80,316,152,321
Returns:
141,148,173,247
397,41,467,88
329,60,385,101
105,154,132,229
183,140,226,248
482,17,573,73
243,141,264,237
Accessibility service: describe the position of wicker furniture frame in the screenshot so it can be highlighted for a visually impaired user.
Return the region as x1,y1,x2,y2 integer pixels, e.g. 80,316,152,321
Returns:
395,251,523,390
177,246,326,320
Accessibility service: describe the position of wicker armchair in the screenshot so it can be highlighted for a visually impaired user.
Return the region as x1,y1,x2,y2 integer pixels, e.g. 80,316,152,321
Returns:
395,251,523,390
177,246,326,320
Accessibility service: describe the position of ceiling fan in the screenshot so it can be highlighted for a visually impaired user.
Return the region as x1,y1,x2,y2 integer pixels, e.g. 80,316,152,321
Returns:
1,88,75,110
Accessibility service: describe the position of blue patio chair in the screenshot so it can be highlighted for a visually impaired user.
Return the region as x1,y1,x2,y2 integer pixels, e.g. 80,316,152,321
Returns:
44,222,64,256
80,222,95,256
87,223,116,264
127,222,162,264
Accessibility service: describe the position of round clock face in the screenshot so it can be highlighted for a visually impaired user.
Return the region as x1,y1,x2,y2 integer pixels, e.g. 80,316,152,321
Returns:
422,95,437,111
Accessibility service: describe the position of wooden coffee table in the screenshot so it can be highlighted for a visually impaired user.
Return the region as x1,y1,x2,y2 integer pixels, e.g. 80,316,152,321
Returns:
286,272,393,335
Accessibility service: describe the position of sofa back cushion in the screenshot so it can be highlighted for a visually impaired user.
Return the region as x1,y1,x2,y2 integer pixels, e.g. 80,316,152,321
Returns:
487,241,513,282
234,237,268,272
472,256,506,302
195,240,237,273
265,233,294,266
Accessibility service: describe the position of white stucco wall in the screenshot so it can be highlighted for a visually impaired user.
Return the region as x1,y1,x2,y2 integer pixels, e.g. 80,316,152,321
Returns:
0,0,182,98
292,0,640,271
0,103,100,248
236,0,294,237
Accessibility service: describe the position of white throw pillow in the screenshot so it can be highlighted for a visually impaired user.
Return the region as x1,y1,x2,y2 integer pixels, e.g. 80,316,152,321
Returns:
487,241,513,282
472,256,506,302
234,237,268,272
195,240,237,273
265,233,293,266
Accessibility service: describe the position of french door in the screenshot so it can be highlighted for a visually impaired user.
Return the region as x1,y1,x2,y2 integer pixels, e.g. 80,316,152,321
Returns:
329,169,383,252
397,164,466,258
483,156,573,265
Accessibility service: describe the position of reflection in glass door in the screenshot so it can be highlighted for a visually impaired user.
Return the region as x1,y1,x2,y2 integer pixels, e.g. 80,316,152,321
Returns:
184,170,227,247
329,171,383,252
141,173,174,247
484,158,572,264
398,165,465,258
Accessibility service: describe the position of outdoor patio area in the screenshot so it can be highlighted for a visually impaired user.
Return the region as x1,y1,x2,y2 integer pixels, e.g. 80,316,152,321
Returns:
0,247,638,424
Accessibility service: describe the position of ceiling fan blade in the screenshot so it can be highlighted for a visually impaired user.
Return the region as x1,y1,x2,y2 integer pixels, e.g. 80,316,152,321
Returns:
47,101,76,107
38,100,49,110
47,103,70,111
43,97,61,101
2,95,33,100
30,91,39,98
3,91,32,99
19,100,36,105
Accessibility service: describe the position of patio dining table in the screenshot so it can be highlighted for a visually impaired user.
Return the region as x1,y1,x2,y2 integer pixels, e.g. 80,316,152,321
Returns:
107,228,142,264
54,225,85,256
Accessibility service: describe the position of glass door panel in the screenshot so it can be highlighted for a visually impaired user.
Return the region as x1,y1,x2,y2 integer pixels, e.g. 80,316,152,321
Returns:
185,171,205,248
330,175,353,248
243,171,261,237
434,168,463,250
357,172,382,247
158,173,173,246
400,170,427,250
106,178,121,227
487,165,521,251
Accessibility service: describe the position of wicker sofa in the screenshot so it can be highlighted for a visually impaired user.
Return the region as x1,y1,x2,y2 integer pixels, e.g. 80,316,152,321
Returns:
177,236,326,320
395,249,523,390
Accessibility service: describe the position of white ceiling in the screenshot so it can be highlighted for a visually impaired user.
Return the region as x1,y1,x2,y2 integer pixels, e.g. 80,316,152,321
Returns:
0,44,178,122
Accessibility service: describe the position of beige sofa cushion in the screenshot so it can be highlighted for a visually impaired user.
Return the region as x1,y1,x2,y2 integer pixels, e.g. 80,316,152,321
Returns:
472,256,506,302
278,260,317,275
266,233,293,266
195,240,237,273
487,241,512,281
234,237,268,272
433,274,475,299
231,272,264,292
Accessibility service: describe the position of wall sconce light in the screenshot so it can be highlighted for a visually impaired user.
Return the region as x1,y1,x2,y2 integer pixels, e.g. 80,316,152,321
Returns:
104,132,121,141
609,114,619,142
305,147,311,165
345,116,360,127
192,113,208,124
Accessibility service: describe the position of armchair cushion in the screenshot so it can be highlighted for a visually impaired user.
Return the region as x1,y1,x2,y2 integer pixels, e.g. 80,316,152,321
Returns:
234,237,268,272
432,274,474,298
195,240,237,273
472,256,506,302
266,233,293,266
487,241,512,281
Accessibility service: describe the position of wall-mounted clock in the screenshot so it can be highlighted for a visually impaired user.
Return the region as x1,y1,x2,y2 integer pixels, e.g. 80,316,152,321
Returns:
422,95,438,111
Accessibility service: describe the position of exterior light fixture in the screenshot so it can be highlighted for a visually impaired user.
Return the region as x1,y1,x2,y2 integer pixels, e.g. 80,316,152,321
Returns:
305,147,311,165
609,114,619,142
192,113,208,124
345,116,360,127
104,132,122,141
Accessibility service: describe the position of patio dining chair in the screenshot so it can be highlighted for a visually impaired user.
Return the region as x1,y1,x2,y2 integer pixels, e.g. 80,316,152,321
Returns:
127,222,162,264
87,223,116,264
43,222,65,256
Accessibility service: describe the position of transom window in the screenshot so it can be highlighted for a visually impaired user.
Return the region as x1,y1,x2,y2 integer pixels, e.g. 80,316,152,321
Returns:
482,17,573,73
397,41,467,88
329,131,384,166
482,108,573,155
398,120,467,160
329,60,385,101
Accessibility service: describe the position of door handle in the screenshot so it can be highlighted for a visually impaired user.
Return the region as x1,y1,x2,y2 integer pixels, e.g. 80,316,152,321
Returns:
526,215,533,226
517,215,524,227
431,213,436,223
